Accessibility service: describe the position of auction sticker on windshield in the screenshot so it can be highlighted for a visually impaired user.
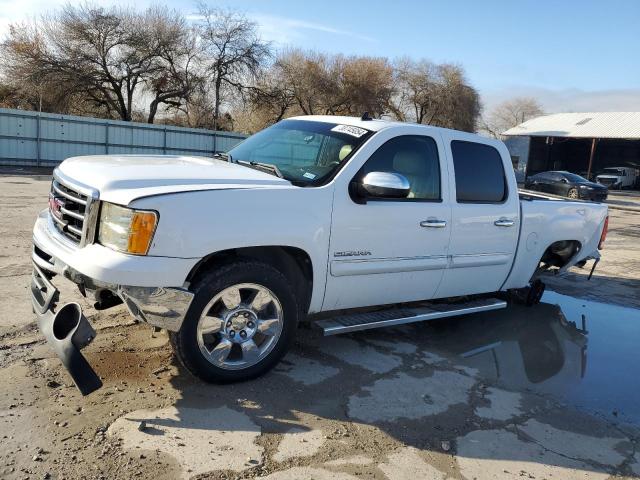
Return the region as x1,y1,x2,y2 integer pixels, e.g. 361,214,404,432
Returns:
331,124,368,138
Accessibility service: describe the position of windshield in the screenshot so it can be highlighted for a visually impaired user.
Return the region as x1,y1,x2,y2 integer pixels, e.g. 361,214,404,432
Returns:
227,119,372,184
602,168,624,176
562,172,588,183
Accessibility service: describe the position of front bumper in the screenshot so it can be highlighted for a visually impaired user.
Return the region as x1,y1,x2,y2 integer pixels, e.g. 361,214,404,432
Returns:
32,239,195,332
579,190,608,202
33,209,196,330
31,212,196,394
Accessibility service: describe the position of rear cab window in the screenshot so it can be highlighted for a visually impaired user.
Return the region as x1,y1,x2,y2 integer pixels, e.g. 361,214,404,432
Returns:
450,140,507,203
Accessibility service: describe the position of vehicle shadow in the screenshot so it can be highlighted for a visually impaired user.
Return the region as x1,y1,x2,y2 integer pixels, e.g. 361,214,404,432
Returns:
110,300,637,478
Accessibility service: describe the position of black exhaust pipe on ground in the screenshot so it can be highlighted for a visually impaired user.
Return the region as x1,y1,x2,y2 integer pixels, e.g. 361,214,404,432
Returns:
43,302,103,395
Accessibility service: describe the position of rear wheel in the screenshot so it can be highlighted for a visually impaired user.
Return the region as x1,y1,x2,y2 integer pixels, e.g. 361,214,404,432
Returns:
567,188,579,199
171,260,298,383
509,279,546,306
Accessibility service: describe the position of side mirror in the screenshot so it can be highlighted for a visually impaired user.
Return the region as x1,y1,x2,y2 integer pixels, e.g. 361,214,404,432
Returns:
360,171,411,199
561,178,568,183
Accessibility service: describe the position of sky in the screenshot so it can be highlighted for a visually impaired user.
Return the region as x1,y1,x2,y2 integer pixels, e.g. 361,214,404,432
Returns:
1,0,639,114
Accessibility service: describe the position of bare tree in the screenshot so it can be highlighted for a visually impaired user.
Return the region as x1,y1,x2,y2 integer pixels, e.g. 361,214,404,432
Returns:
482,97,544,138
243,49,392,128
235,50,479,134
1,2,483,134
1,4,199,122
145,8,202,123
391,58,439,123
248,62,296,125
196,4,270,130
430,63,481,132
337,56,394,117
0,72,73,113
390,59,480,132
273,50,333,116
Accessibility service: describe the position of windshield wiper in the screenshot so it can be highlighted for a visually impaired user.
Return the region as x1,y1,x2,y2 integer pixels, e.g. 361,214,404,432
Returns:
236,160,284,179
212,152,232,162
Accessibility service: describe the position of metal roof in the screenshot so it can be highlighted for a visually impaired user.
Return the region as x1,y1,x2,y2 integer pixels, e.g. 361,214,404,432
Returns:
502,112,640,139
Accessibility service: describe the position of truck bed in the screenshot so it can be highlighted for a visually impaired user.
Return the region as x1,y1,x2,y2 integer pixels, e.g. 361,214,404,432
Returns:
501,192,608,291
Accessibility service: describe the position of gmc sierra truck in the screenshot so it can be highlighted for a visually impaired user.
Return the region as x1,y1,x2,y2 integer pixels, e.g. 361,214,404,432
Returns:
30,115,609,394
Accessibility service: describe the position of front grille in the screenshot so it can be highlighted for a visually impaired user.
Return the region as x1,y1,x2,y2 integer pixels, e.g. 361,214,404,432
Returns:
598,178,617,186
49,178,90,244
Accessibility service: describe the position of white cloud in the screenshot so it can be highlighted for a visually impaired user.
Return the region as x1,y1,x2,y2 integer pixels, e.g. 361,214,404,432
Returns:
250,13,375,46
482,86,640,114
0,0,64,39
0,0,153,40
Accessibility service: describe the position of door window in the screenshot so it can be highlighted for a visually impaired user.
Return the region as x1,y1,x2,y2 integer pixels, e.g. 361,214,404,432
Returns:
451,140,507,203
356,135,441,201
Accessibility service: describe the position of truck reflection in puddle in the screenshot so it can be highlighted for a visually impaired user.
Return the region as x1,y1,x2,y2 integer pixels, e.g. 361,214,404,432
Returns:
425,291,640,426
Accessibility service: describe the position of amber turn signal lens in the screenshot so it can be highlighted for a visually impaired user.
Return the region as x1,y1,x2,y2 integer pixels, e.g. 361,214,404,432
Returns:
127,211,158,255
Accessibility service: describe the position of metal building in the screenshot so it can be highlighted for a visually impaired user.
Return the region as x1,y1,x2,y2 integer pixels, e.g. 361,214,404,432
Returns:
0,108,247,168
502,112,640,181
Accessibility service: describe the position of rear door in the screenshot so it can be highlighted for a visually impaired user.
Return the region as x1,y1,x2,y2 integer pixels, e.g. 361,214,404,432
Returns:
435,134,520,297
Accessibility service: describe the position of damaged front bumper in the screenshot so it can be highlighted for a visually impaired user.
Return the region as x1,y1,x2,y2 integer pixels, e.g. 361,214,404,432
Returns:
31,240,194,395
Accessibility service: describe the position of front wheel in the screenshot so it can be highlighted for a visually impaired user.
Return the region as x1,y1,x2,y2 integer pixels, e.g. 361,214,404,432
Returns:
170,260,299,383
567,188,579,199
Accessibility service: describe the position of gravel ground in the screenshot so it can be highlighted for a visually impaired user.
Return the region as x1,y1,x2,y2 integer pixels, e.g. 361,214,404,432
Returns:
1,175,639,480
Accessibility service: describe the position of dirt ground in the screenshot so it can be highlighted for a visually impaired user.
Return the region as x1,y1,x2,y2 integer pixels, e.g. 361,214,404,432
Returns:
1,175,640,480
606,190,640,209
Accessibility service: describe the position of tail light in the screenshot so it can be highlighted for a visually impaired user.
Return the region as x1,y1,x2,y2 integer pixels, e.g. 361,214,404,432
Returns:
598,216,609,250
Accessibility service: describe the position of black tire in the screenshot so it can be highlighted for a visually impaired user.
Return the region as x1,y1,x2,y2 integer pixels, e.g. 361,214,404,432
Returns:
525,279,545,306
170,260,299,383
567,188,579,199
508,279,545,306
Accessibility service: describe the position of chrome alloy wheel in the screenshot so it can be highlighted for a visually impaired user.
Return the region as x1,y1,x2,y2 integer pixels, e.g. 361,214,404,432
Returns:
196,283,284,370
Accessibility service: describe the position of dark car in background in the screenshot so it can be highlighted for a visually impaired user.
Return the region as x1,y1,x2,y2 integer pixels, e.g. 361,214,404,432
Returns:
524,171,608,201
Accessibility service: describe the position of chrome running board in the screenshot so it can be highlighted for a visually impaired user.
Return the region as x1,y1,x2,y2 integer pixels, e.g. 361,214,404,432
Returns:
315,298,507,336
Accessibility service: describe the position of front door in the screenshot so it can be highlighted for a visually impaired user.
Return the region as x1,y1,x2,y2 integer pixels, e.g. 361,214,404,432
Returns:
323,132,451,311
435,135,520,298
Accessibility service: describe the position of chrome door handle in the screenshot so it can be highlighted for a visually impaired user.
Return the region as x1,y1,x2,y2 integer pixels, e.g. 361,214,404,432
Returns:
494,218,515,227
420,219,447,228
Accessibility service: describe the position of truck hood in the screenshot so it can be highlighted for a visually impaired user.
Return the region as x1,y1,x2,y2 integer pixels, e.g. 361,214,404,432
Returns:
57,155,291,205
596,175,621,180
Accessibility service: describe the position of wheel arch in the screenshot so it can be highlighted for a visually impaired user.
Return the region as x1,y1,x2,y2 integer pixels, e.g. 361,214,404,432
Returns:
538,239,582,269
186,246,314,316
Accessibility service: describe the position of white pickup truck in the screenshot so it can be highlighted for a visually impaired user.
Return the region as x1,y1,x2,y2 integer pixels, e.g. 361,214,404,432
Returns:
31,115,609,394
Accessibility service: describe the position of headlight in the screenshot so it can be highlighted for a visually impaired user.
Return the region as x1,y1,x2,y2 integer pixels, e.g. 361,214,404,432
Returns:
98,203,158,255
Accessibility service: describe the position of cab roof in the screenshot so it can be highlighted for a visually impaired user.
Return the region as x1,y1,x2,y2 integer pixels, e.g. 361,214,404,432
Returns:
289,115,412,133
287,115,505,150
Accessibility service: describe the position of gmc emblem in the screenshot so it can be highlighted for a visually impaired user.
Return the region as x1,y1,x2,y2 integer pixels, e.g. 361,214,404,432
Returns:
49,194,64,219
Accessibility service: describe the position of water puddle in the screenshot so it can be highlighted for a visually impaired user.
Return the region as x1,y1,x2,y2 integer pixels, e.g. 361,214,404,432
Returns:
424,291,640,426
